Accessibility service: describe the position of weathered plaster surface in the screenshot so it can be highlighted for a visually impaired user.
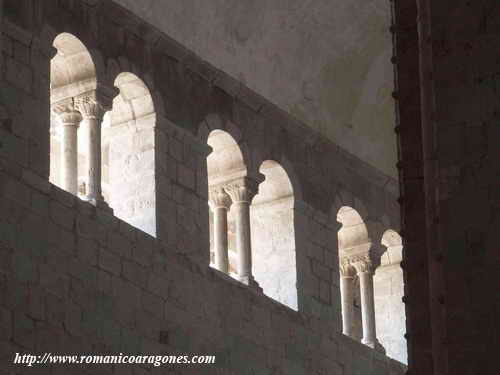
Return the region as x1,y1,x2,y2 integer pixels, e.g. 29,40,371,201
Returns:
113,0,397,178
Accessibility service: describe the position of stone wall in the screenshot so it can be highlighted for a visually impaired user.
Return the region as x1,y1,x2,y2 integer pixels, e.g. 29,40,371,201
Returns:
0,0,406,374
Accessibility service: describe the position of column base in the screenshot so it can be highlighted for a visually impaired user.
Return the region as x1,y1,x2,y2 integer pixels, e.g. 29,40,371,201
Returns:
238,275,263,292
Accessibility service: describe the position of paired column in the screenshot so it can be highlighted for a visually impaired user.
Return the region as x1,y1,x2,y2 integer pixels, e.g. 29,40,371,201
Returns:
52,101,82,195
339,259,356,338
75,96,105,204
52,90,112,204
208,186,232,273
352,255,378,348
224,177,260,288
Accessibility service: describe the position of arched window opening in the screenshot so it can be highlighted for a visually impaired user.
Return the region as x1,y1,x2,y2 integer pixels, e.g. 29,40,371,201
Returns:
337,206,369,342
206,130,246,277
102,72,156,236
337,206,379,348
374,229,407,364
49,33,97,197
251,160,297,310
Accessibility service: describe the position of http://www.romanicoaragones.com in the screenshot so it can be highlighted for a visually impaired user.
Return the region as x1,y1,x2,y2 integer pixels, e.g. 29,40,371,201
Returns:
13,352,216,367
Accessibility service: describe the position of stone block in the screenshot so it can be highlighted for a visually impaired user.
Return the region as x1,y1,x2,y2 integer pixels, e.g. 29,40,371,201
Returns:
30,189,49,216
49,200,75,231
308,243,324,262
0,128,29,167
2,34,14,56
122,259,148,288
148,272,169,299
0,307,12,341
1,177,30,207
49,185,76,208
169,137,184,162
311,260,332,282
5,57,32,93
21,169,50,194
13,313,35,349
13,40,30,65
108,231,133,258
78,237,98,266
12,250,36,284
319,280,331,304
141,290,165,319
39,263,69,298
131,234,154,266
98,249,121,276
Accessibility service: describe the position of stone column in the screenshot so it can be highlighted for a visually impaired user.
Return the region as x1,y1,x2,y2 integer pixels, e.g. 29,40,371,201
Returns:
224,177,260,288
75,96,105,204
352,256,378,348
208,186,232,274
52,101,82,195
340,259,356,338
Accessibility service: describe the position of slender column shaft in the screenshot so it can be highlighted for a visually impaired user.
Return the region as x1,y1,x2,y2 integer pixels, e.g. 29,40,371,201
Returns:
53,103,82,195
224,178,259,287
358,270,377,347
76,97,105,203
209,187,232,274
213,206,229,273
340,274,355,337
61,122,79,194
84,116,102,201
233,201,252,280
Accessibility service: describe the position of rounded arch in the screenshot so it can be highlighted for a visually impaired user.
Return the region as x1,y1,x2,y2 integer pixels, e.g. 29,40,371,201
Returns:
107,72,156,128
50,33,97,97
253,155,303,204
206,129,247,183
199,113,255,177
253,160,294,205
380,229,403,266
337,206,371,254
106,58,165,120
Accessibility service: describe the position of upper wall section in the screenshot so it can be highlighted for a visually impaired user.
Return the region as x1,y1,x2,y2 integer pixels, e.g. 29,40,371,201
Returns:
113,0,397,178
0,0,398,222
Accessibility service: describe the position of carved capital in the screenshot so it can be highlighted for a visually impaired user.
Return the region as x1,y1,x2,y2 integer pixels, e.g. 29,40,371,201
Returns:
223,177,258,204
209,186,232,209
339,258,356,277
75,96,104,120
52,100,82,126
350,254,373,274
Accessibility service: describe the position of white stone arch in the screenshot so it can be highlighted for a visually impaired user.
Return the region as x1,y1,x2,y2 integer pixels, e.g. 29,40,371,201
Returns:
380,229,403,266
251,160,297,310
374,229,407,364
50,33,99,96
336,206,371,342
198,113,256,177
102,72,157,236
206,129,247,274
49,32,97,192
337,206,371,255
